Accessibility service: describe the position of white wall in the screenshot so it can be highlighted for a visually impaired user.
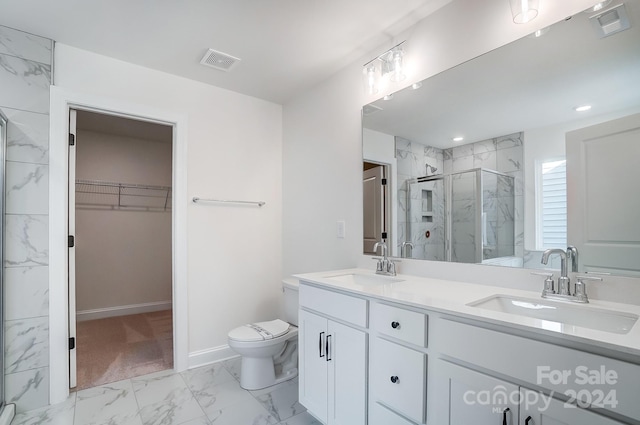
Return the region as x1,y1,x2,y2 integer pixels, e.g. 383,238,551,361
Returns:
54,44,283,359
75,129,172,314
282,0,600,277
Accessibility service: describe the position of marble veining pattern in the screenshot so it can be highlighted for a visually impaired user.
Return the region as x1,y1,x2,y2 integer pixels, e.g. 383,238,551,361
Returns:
5,266,49,320
5,214,49,267
6,161,49,215
0,54,50,114
12,359,314,425
0,26,52,65
2,107,49,164
5,366,49,413
5,317,49,373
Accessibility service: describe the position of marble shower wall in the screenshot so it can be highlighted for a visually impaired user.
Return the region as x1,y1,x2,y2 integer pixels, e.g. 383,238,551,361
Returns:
444,133,524,264
0,25,53,412
395,137,445,261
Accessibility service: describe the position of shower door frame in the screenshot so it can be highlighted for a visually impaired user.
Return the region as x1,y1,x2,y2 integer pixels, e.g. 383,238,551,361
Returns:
0,111,7,412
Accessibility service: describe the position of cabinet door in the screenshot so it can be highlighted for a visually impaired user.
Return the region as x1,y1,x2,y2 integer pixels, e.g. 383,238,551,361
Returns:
299,310,329,423
327,319,367,425
432,360,519,425
520,389,627,425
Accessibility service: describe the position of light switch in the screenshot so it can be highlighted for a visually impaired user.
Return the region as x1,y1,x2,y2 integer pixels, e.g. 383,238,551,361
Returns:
337,220,346,238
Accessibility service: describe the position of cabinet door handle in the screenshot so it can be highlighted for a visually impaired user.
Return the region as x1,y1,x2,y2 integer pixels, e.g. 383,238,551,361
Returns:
326,334,332,361
319,332,325,358
502,407,510,425
391,321,400,329
390,375,399,384
525,416,532,425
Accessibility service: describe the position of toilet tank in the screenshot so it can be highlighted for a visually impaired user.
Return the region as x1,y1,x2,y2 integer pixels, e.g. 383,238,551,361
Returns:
282,278,299,326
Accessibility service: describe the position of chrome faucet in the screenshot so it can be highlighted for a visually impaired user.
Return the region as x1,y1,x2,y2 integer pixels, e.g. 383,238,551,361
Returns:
537,247,602,303
566,246,579,273
373,241,398,276
541,248,570,295
400,241,414,258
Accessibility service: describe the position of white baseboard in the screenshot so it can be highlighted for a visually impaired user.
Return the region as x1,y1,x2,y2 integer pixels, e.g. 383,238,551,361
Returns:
0,404,15,425
76,301,172,322
188,344,239,369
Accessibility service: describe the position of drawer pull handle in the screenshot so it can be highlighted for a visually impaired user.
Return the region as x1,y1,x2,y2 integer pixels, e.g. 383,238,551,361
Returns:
319,332,325,358
390,375,399,384
502,407,510,425
326,334,332,362
391,321,400,329
525,416,532,425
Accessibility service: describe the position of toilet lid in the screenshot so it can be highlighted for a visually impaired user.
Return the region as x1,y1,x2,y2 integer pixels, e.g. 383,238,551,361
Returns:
228,319,291,342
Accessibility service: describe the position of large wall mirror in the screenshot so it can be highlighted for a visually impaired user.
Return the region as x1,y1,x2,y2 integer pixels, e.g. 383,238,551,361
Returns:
362,1,640,277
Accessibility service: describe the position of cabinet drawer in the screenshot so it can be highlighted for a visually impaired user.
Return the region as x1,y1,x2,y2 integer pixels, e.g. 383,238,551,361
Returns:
371,302,427,347
369,402,416,425
299,282,367,327
370,338,426,423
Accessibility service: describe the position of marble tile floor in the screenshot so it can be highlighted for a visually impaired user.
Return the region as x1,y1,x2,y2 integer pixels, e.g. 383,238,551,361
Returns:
12,357,321,425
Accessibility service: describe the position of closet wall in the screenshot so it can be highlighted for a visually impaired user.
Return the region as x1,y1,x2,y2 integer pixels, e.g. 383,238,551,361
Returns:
75,113,172,318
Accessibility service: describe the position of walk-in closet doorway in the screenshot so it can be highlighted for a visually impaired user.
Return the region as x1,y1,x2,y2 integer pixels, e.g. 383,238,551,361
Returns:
69,109,174,390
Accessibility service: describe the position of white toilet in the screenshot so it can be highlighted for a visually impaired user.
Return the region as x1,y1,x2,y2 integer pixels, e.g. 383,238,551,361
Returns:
227,281,299,390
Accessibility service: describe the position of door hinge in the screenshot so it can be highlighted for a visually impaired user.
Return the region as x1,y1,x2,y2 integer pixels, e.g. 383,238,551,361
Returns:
68,235,75,248
381,178,387,186
69,133,75,146
69,337,75,350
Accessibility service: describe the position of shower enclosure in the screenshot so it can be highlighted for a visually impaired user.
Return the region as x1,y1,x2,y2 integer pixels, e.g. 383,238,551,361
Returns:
0,112,7,419
405,168,515,264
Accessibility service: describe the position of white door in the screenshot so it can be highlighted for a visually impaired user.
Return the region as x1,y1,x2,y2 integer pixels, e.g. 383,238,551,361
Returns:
327,320,366,425
68,109,77,388
298,310,329,423
566,113,640,276
520,389,626,425
363,165,386,254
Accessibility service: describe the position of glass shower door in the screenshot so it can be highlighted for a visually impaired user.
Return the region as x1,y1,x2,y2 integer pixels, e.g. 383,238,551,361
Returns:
0,111,7,412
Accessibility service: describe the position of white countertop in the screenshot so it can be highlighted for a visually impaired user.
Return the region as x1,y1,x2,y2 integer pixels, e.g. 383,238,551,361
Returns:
294,268,640,358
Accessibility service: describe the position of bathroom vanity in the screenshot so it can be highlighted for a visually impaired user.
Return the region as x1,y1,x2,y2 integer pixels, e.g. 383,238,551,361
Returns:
295,270,640,425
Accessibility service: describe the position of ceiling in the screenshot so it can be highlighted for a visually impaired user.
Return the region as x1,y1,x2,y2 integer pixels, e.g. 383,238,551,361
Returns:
363,1,640,148
0,0,452,104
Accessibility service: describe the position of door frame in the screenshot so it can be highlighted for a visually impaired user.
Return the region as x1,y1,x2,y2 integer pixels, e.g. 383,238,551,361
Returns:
49,86,189,404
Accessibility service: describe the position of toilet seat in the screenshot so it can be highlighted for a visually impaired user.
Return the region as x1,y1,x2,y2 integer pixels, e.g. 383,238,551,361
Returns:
228,319,291,342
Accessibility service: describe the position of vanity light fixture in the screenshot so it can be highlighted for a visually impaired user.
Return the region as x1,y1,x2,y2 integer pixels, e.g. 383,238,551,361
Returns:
509,0,539,24
362,41,407,94
363,64,379,95
575,105,592,112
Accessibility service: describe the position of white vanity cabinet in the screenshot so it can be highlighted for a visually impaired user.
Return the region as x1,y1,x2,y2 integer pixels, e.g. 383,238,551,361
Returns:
369,302,428,425
432,318,639,424
520,389,627,425
431,360,519,425
298,283,367,425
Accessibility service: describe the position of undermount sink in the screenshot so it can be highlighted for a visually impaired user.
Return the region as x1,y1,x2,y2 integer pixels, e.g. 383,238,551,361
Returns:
468,295,639,335
324,273,405,286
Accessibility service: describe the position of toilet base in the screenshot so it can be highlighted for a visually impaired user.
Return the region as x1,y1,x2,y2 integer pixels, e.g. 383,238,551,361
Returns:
239,356,298,390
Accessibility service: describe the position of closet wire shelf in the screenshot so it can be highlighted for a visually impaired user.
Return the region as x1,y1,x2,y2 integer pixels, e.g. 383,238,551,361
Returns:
76,179,172,211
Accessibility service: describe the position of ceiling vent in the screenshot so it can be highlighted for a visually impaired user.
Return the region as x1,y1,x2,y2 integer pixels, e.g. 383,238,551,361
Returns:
200,49,241,72
590,3,631,38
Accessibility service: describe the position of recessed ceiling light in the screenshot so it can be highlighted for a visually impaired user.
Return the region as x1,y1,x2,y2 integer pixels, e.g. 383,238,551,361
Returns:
452,137,464,142
584,0,612,13
575,105,592,112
